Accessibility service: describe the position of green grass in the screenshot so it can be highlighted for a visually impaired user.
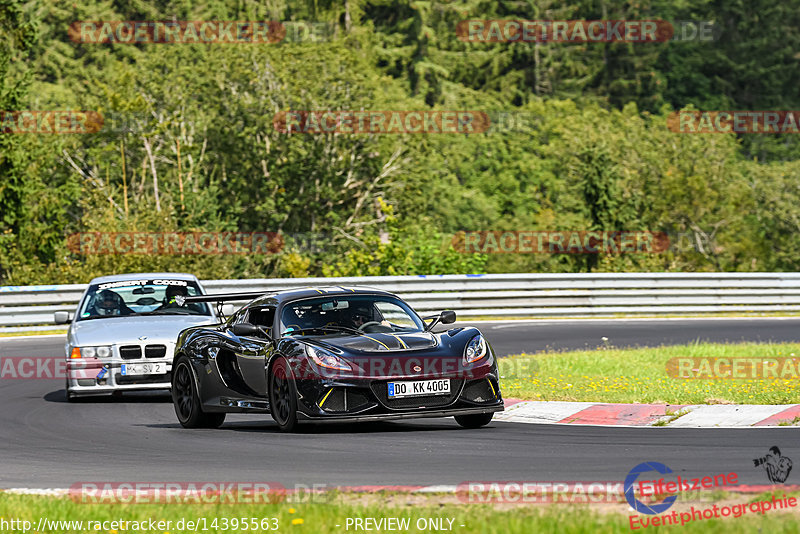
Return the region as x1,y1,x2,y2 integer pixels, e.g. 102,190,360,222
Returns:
0,330,66,338
652,409,691,426
1,493,799,534
461,311,800,321
778,416,800,426
498,342,800,405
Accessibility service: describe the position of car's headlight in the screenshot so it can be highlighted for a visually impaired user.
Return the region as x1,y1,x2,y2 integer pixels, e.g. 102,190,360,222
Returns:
464,335,488,364
305,345,352,371
70,345,113,359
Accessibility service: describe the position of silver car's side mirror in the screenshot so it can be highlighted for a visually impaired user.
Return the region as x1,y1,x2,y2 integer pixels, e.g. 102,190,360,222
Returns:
54,311,72,324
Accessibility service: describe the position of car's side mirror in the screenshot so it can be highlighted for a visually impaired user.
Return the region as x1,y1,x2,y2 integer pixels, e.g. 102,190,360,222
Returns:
440,310,457,324
230,323,269,338
424,310,457,331
54,311,72,324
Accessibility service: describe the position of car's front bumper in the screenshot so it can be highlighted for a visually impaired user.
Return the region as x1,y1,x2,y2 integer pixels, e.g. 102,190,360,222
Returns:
66,359,172,396
294,369,503,419
296,405,503,423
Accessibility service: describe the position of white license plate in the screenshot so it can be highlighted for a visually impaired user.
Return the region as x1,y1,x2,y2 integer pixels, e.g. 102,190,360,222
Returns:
121,363,166,376
388,379,450,398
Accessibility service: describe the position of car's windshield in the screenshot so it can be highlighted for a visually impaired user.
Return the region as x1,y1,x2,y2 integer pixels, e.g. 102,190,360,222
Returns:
280,296,424,335
77,279,211,320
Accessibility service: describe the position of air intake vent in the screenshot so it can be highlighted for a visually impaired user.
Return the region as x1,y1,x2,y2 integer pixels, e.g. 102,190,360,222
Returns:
319,388,373,412
144,345,167,358
346,390,370,411
320,389,346,412
462,379,496,403
119,346,142,360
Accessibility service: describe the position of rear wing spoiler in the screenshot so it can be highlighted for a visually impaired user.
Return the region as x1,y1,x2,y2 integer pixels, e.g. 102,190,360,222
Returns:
177,285,319,306
176,292,269,305
176,292,271,320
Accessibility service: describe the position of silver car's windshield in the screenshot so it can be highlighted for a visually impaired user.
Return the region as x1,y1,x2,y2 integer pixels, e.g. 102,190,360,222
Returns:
280,296,424,335
77,279,211,320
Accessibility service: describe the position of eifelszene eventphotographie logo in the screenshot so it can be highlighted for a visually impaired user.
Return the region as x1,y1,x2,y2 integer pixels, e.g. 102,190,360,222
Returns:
624,462,678,515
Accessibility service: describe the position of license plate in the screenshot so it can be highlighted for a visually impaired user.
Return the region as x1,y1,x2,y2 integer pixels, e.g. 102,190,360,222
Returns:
121,363,166,376
388,379,450,398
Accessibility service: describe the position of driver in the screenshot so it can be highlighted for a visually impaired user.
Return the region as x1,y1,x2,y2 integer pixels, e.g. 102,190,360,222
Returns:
91,290,133,316
162,284,188,307
351,306,391,330
352,309,371,329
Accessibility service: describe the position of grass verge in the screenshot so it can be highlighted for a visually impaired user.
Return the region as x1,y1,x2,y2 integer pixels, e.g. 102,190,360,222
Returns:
0,330,66,338
2,492,800,534
498,342,800,405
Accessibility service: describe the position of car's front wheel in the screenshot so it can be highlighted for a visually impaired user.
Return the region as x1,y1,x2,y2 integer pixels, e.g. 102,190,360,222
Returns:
269,357,299,432
454,412,494,429
172,356,225,429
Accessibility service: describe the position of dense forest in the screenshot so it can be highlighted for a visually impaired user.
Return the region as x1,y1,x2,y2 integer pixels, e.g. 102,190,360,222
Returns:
1,0,800,284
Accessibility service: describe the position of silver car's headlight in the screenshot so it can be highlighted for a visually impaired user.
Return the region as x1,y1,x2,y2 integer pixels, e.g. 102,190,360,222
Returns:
71,345,113,359
463,335,488,364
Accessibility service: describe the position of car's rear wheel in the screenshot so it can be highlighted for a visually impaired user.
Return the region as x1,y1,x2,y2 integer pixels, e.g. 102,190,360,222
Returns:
269,357,299,432
172,356,225,429
454,412,494,428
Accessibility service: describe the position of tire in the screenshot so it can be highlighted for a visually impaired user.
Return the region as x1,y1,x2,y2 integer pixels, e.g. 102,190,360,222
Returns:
172,356,225,429
269,357,299,432
454,412,494,429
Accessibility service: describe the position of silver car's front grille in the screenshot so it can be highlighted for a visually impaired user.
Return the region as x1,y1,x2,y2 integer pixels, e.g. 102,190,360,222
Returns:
118,344,167,359
119,345,142,359
144,344,167,358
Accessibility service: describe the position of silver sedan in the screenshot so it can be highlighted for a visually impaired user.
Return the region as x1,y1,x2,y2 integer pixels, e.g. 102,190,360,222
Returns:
56,273,218,401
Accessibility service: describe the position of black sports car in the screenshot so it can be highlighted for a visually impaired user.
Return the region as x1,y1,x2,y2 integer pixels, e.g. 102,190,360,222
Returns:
170,286,503,431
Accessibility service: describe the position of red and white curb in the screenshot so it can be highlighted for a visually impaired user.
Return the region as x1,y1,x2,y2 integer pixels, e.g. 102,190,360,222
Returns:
497,399,800,427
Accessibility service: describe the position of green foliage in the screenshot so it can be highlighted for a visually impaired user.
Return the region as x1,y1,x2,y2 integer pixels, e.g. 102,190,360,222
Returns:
321,230,488,277
2,0,800,284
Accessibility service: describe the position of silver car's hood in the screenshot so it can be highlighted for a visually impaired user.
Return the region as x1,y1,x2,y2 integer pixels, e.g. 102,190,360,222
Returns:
69,315,217,346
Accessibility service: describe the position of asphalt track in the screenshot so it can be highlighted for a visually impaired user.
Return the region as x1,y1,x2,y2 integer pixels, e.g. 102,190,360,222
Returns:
2,318,800,489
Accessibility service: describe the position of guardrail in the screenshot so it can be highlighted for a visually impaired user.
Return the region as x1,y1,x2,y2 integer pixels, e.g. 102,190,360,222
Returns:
2,272,800,331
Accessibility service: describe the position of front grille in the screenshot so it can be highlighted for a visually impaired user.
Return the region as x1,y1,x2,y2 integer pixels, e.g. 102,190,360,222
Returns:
319,388,372,413
462,379,497,403
321,389,345,411
144,344,167,358
371,379,463,409
119,346,142,360
347,390,370,411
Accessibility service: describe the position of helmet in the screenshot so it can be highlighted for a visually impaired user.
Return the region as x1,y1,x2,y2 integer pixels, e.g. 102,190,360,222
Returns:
95,290,123,316
165,284,188,303
351,306,372,325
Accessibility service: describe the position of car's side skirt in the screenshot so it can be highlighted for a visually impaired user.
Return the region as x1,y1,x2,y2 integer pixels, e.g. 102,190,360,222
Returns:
217,396,270,412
